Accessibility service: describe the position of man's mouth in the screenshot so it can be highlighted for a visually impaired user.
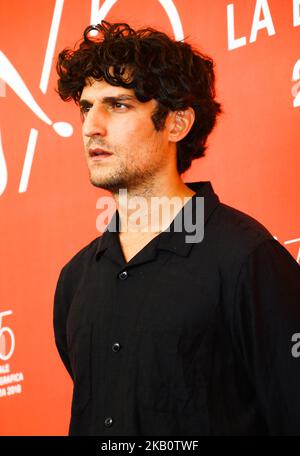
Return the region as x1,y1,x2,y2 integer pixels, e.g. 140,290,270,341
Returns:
88,148,113,160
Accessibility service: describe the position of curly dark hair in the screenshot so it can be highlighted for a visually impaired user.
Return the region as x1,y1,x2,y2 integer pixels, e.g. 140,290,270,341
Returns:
56,21,222,174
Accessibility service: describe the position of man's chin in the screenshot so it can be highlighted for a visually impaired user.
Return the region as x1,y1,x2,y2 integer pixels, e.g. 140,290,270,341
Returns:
90,178,110,189
90,176,124,193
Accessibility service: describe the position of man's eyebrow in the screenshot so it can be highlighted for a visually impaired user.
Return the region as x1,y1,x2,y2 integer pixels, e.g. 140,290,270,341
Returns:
103,95,137,103
79,99,92,107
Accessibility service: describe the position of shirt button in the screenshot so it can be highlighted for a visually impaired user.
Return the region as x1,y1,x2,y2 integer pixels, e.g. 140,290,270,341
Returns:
104,417,113,427
118,270,128,280
112,342,121,352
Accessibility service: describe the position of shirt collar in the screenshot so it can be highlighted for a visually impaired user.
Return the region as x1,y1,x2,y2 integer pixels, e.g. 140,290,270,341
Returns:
95,181,220,260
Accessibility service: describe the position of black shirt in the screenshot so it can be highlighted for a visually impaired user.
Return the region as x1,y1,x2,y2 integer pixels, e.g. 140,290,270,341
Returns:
53,181,300,436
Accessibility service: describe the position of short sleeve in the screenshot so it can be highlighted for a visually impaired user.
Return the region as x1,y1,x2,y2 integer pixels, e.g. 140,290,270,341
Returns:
233,238,300,435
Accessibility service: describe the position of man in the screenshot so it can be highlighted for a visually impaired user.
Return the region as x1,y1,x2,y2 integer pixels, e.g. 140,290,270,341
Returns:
54,21,300,436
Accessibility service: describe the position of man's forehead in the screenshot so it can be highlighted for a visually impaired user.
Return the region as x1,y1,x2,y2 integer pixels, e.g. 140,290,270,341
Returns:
81,77,137,100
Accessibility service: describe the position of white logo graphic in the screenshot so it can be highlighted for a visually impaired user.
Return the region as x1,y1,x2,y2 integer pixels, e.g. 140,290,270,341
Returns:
284,237,300,264
0,51,72,137
292,59,300,108
90,0,184,40
0,311,15,361
0,0,72,196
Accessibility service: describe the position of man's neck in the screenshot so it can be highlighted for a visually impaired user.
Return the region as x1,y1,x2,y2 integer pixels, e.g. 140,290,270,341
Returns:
114,177,196,238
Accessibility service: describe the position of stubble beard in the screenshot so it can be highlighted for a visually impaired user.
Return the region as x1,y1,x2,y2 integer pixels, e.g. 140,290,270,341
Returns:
87,134,167,195
88,155,160,195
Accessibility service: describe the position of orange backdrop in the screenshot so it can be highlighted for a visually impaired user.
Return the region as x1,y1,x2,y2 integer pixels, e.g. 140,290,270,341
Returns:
0,0,299,435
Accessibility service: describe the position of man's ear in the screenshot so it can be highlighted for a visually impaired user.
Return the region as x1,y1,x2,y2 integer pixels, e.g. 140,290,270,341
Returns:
167,107,195,143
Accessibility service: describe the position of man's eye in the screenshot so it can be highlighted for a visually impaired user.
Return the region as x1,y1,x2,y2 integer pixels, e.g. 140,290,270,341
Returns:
80,106,91,114
113,102,129,110
79,105,91,121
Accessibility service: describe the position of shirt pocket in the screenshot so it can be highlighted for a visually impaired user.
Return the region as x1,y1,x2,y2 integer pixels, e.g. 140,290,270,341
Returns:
67,323,92,415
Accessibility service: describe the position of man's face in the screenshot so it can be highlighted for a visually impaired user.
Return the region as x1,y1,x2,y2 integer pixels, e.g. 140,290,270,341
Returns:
80,78,171,193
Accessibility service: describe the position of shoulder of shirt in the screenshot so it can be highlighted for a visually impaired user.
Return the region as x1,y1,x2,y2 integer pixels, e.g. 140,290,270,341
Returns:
58,235,101,280
203,200,300,282
207,201,275,262
215,202,273,237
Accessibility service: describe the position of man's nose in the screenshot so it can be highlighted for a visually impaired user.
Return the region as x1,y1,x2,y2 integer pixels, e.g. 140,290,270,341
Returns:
82,106,107,137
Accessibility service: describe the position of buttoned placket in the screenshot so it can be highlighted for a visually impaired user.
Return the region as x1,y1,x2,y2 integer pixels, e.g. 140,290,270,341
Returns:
102,263,129,432
100,226,168,433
